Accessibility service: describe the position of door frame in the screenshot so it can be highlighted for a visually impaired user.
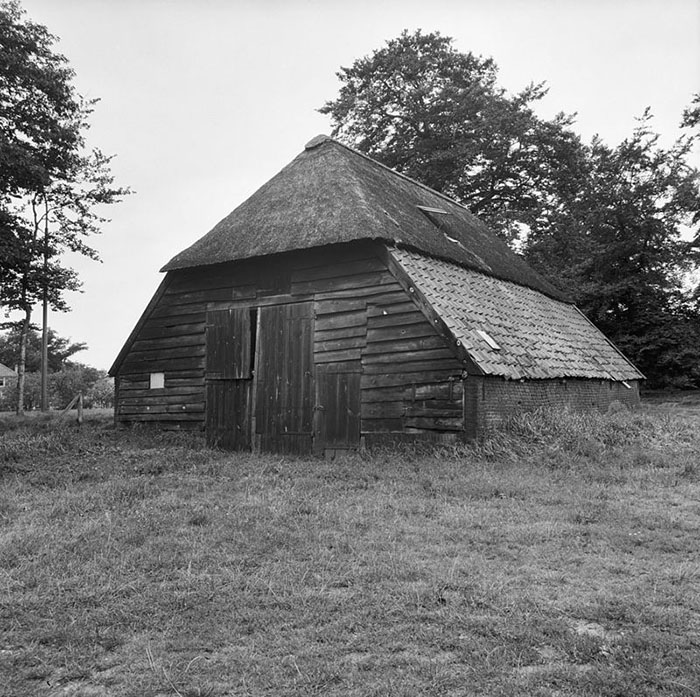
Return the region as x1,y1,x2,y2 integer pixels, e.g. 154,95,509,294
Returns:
206,295,316,449
254,299,315,454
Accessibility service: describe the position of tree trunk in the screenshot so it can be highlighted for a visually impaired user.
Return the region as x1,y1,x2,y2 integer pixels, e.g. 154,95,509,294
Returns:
41,197,50,411
16,308,31,416
41,294,48,411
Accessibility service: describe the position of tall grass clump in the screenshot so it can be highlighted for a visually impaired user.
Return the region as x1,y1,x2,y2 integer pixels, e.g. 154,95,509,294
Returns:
473,405,700,474
0,413,211,482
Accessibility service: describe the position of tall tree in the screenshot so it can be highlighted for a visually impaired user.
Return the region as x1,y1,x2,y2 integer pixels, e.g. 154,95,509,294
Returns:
0,1,128,412
320,29,585,243
526,109,700,386
0,0,80,286
322,31,700,388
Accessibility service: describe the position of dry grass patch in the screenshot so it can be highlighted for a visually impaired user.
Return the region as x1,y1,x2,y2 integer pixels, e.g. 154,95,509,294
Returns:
1,404,699,696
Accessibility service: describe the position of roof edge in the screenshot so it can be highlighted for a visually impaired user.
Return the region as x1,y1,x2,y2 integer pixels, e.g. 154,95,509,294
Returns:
379,244,485,375
109,276,171,376
161,235,570,303
572,305,645,381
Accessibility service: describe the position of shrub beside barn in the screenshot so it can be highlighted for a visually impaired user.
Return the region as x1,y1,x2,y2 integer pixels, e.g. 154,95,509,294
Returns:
109,135,643,454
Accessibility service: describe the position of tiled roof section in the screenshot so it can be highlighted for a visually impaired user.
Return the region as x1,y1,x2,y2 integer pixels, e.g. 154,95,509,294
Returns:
392,248,643,381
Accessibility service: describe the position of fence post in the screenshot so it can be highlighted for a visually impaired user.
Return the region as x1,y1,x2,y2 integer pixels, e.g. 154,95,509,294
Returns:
61,394,79,416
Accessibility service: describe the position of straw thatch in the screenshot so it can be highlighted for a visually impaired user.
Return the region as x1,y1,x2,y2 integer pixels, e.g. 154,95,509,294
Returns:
162,135,564,301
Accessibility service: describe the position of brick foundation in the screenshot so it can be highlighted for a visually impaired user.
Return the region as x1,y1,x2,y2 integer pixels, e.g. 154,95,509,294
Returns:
464,376,641,436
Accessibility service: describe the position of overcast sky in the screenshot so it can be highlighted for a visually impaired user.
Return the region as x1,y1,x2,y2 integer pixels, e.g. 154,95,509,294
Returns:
13,0,700,371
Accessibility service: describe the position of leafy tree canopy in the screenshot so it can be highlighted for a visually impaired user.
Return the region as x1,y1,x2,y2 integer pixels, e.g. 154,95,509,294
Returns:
0,0,81,194
0,0,129,412
525,110,700,386
0,361,110,411
0,326,85,373
320,29,585,243
50,361,104,408
322,30,700,388
0,0,83,289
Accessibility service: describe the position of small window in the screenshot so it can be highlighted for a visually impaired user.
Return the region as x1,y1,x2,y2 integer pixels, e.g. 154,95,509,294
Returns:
417,205,450,215
150,372,165,389
476,329,501,351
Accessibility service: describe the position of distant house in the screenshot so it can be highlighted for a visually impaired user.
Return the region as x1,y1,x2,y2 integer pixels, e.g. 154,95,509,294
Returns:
0,363,17,402
109,135,643,454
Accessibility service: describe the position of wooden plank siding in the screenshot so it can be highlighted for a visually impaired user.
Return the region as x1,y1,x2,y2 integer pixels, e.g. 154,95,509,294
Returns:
113,242,469,445
361,293,464,440
294,245,466,443
114,272,208,429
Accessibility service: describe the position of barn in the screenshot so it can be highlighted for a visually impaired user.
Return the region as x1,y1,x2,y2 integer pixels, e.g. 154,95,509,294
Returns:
109,134,643,454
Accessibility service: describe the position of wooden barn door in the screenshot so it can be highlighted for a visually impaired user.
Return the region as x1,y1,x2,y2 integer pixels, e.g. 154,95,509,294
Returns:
314,367,361,455
255,302,314,454
205,307,254,449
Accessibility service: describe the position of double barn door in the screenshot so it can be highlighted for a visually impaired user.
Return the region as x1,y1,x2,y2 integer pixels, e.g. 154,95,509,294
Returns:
205,302,359,453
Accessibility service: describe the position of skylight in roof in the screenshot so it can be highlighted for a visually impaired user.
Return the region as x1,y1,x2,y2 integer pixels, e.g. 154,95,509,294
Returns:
476,329,501,351
417,205,450,215
417,204,470,252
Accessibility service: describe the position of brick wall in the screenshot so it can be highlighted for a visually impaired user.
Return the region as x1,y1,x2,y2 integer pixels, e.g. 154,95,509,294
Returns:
464,376,641,435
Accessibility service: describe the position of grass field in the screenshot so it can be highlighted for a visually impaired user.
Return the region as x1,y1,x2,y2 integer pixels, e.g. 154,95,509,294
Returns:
1,401,699,696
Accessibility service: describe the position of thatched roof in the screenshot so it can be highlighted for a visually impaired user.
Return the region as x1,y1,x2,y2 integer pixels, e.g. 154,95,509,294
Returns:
162,135,565,301
393,248,643,381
